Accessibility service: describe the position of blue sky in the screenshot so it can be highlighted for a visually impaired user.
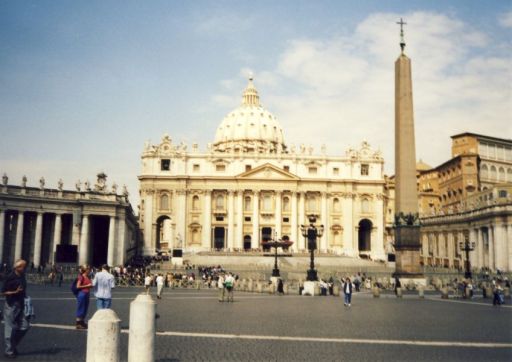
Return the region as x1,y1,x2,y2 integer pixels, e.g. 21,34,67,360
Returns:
1,1,511,208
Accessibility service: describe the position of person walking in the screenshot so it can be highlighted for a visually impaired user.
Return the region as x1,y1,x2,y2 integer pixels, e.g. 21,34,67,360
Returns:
277,279,284,295
75,265,92,329
156,274,164,299
343,277,353,307
144,274,152,294
2,259,30,359
217,273,225,302
224,273,235,302
92,264,115,310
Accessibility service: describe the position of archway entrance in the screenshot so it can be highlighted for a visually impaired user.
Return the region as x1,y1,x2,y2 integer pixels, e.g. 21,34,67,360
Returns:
243,235,251,250
156,215,172,252
262,227,272,251
358,219,372,254
213,227,225,250
90,216,109,267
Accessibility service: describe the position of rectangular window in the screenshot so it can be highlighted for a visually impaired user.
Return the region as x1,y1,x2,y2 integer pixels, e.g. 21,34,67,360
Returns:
284,166,290,172
361,164,369,176
216,164,226,172
333,167,339,175
193,164,200,172
244,216,251,222
215,216,224,222
245,165,252,172
308,167,317,175
283,217,290,223
161,159,170,171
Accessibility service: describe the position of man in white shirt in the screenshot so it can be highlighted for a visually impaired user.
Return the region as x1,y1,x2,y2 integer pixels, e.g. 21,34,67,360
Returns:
156,274,164,299
144,274,152,294
217,274,225,302
92,264,115,309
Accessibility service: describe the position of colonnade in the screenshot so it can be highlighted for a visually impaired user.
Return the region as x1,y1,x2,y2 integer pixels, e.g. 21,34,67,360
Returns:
0,208,120,267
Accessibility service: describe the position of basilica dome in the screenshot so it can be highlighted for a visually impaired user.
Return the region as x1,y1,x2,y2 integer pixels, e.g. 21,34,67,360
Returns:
213,78,286,153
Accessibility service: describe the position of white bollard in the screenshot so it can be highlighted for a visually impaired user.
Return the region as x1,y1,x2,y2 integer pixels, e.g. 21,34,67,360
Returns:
128,294,156,362
86,309,121,362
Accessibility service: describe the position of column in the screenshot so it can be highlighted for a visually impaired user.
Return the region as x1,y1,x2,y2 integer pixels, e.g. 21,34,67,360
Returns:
14,211,24,261
469,228,478,271
320,192,328,252
0,209,5,263
116,216,126,266
202,190,212,250
477,228,484,269
176,191,187,249
252,190,259,249
508,224,512,273
495,223,508,272
33,212,44,268
236,191,243,250
298,192,305,250
342,195,354,256
79,215,89,265
227,191,235,251
291,192,298,252
489,225,495,270
107,216,116,267
50,213,62,264
143,191,154,255
275,191,282,238
373,195,386,260
447,233,454,268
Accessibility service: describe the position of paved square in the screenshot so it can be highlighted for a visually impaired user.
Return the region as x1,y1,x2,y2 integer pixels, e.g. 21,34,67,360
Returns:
2,285,511,361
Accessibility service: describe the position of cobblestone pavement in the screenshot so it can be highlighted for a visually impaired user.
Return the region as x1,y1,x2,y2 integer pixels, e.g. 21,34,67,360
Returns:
1,285,511,361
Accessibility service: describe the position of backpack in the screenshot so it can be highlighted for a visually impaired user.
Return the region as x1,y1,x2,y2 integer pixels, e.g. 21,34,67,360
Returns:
71,278,79,296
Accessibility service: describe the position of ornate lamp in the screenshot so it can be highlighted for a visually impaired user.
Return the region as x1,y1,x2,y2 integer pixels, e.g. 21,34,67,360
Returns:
300,216,324,281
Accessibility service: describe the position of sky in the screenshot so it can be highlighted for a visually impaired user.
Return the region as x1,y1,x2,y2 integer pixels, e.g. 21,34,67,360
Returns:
1,0,511,210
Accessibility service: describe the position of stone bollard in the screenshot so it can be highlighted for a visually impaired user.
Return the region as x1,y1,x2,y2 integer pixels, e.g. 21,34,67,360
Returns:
128,294,156,362
396,287,403,298
283,284,289,295
333,285,340,296
441,287,449,299
485,286,493,299
196,280,201,290
418,286,425,298
314,284,320,296
504,287,511,299
86,309,121,362
256,282,263,293
248,279,254,292
372,287,380,298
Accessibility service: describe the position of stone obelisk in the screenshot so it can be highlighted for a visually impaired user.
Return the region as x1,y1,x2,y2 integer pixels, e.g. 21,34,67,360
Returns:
393,19,423,279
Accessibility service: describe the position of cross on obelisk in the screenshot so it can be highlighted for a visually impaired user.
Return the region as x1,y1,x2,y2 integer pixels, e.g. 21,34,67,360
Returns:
396,18,407,53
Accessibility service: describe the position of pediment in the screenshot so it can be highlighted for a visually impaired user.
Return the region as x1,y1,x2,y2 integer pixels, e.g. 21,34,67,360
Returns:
236,163,300,180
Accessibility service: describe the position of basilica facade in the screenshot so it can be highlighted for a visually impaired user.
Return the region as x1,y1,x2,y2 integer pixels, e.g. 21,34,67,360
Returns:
139,79,387,260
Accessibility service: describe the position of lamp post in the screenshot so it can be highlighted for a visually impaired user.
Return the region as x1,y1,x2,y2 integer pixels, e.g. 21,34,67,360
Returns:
459,233,475,279
300,216,324,281
261,232,293,277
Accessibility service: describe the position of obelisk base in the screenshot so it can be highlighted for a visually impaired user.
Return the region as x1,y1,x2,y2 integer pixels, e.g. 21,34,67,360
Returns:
394,224,424,280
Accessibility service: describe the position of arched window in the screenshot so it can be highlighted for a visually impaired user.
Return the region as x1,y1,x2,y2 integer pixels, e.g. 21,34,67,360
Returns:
361,198,370,213
160,194,169,210
490,165,497,180
333,198,340,213
192,229,200,243
215,194,224,210
498,167,505,182
481,164,489,180
282,196,290,212
192,195,199,210
244,196,252,211
307,195,317,212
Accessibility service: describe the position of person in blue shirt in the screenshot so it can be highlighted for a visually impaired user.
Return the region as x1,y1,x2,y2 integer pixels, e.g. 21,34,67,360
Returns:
92,264,116,310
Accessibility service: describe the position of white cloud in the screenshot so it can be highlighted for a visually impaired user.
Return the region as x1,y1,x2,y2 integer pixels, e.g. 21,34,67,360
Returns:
213,11,511,173
498,11,512,28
